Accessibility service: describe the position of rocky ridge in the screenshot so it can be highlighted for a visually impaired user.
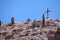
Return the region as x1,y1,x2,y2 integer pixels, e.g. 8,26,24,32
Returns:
0,18,60,40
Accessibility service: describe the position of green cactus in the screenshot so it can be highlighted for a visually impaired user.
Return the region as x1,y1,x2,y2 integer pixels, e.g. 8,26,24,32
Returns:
0,20,1,26
11,16,14,24
42,14,45,27
27,18,31,22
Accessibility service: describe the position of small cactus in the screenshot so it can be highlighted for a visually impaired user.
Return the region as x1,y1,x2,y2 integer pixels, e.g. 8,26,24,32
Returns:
32,20,36,27
24,18,31,24
42,14,45,27
11,16,14,24
0,20,1,26
27,18,31,22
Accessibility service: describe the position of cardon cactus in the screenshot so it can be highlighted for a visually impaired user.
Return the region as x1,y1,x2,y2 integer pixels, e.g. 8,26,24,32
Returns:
42,14,45,27
0,20,1,26
11,16,14,24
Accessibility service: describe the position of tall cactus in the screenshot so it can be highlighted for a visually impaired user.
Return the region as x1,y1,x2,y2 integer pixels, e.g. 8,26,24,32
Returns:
0,20,1,26
11,16,14,24
42,14,45,27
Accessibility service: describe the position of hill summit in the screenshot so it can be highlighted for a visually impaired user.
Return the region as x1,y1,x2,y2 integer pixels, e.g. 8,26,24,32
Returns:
0,18,60,40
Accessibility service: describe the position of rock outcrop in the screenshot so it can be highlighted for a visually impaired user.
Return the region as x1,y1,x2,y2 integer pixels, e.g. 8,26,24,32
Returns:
0,18,60,40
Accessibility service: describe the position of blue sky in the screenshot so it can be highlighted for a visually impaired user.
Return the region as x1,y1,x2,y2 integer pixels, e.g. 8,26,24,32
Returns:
0,0,60,23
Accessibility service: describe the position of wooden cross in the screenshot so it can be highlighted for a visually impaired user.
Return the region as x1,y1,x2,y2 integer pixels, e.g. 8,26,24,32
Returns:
45,8,51,19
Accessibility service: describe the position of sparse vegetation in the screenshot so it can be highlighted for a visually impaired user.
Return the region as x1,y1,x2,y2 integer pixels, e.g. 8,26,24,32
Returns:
0,9,60,40
11,16,14,24
27,18,31,22
42,14,45,27
0,20,1,26
0,18,60,40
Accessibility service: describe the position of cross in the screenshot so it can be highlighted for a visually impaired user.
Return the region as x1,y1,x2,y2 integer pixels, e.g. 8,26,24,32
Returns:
45,8,51,19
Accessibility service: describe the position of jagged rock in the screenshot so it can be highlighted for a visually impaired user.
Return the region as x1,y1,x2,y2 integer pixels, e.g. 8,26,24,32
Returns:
0,18,60,40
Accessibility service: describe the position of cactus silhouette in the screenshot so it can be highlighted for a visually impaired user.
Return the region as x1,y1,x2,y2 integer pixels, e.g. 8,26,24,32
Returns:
27,18,31,22
42,14,45,27
11,16,14,24
0,20,1,26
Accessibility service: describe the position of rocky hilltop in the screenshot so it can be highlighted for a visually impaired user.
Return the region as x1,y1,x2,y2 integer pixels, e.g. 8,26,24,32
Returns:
0,18,60,40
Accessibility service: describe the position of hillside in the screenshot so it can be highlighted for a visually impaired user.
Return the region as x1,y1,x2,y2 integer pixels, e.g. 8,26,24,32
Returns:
0,18,60,40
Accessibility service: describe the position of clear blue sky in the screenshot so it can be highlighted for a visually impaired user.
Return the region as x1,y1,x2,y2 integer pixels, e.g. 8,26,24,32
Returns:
0,0,60,23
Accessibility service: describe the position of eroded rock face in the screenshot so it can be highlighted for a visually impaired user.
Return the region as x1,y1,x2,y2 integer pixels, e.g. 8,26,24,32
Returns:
0,19,60,40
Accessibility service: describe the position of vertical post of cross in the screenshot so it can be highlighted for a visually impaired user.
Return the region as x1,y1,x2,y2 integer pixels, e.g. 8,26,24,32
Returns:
45,8,51,19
